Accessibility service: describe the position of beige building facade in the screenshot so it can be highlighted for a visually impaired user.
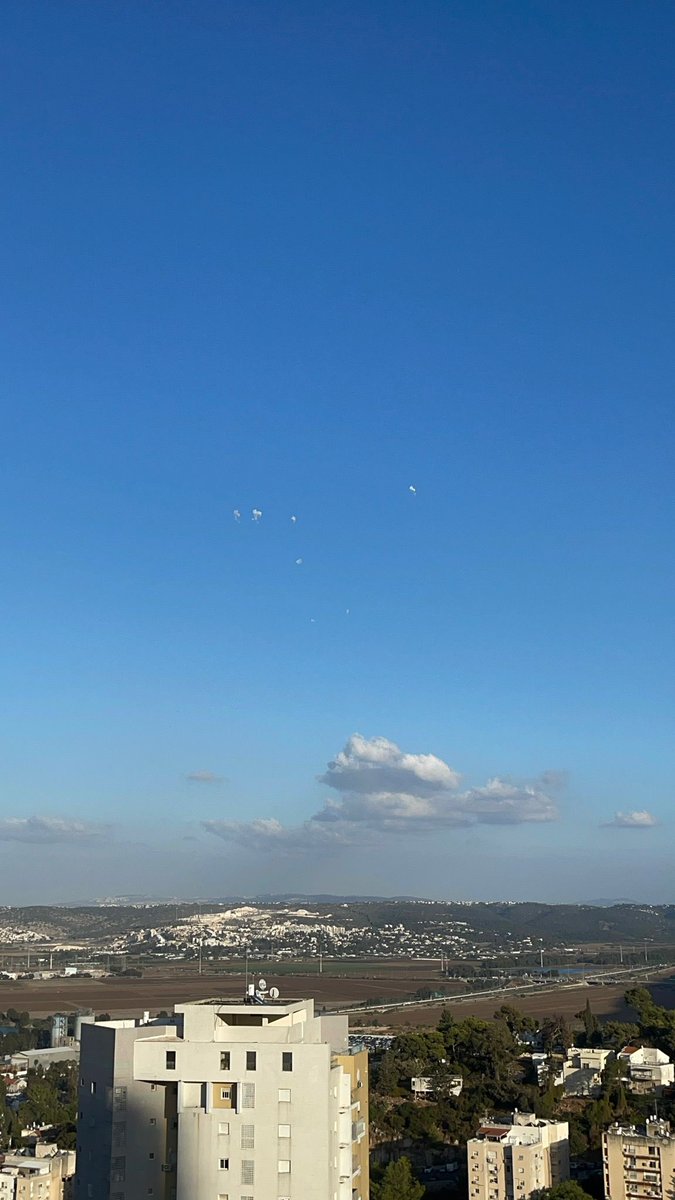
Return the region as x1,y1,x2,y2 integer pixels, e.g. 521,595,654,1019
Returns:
468,1112,569,1200
603,1118,675,1200
0,1146,75,1200
74,998,368,1200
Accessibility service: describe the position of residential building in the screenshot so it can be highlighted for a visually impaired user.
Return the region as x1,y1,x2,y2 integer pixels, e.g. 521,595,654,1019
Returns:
617,1046,675,1094
603,1118,675,1200
554,1046,613,1097
0,1144,75,1199
411,1074,463,1099
467,1111,569,1200
74,997,368,1200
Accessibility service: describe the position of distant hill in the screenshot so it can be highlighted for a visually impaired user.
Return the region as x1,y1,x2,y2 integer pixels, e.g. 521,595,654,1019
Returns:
1,898,675,946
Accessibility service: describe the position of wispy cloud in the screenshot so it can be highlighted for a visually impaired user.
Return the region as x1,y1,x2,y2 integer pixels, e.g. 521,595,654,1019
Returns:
0,816,111,845
202,818,353,856
603,810,658,829
202,734,562,855
186,771,224,785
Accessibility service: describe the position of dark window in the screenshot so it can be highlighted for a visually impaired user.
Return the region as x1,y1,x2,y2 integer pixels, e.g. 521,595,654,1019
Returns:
166,1050,176,1070
246,1051,257,1071
220,1051,231,1070
282,1052,293,1072
149,1152,154,1159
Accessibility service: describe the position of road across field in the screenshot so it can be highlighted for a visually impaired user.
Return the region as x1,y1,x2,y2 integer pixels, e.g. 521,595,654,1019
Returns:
0,962,672,1025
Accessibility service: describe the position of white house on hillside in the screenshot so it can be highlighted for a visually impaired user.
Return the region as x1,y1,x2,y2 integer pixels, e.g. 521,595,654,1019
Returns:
618,1044,675,1093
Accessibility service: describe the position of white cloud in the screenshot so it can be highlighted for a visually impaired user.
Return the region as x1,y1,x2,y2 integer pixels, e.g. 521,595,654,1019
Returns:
457,778,559,825
319,733,460,796
186,770,224,785
0,816,110,844
202,733,562,856
202,818,354,856
603,810,658,829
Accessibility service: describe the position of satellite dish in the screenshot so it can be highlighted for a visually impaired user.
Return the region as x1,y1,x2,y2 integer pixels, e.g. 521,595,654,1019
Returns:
257,978,267,991
269,986,280,999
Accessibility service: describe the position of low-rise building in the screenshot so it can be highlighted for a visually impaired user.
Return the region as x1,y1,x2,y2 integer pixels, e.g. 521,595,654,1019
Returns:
0,1145,75,1200
603,1118,675,1200
10,1047,79,1073
411,1074,463,1099
617,1045,675,1093
554,1046,613,1097
467,1111,569,1200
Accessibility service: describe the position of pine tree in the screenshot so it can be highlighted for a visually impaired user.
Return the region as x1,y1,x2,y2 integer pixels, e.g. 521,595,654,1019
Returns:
375,1157,425,1200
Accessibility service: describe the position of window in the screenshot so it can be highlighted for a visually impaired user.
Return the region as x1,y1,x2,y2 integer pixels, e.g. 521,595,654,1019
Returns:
149,1118,156,1125
278,1159,291,1173
241,1161,255,1185
90,1081,97,1095
282,1052,293,1072
278,1124,291,1138
278,1088,291,1103
218,1122,230,1135
219,1159,229,1170
166,1050,176,1070
149,1152,155,1160
241,1125,255,1149
246,1050,257,1071
241,1082,255,1109
221,1088,232,1101
220,1051,231,1070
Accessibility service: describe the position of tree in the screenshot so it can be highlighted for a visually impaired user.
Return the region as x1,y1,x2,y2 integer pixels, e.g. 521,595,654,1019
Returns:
373,1157,425,1200
601,1021,640,1051
531,1184,594,1200
577,999,599,1045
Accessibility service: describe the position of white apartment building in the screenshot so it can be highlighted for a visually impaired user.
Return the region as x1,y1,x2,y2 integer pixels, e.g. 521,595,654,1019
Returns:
617,1046,675,1093
74,998,368,1200
603,1118,675,1200
467,1112,569,1200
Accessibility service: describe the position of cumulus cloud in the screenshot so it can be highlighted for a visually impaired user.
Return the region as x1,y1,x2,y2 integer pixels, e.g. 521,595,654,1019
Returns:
186,770,224,785
319,733,460,796
0,816,110,844
603,810,658,829
202,734,562,855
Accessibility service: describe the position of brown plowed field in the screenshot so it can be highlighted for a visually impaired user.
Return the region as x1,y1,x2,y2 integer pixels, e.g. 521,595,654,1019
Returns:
382,974,675,1027
1,964,673,1026
0,963,462,1017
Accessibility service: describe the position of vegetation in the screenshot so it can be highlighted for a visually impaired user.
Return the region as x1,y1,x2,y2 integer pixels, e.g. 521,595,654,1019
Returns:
372,1157,425,1200
370,984,675,1197
532,1185,594,1200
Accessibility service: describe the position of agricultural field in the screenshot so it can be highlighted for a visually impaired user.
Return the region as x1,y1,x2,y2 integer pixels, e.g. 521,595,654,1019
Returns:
0,956,673,1026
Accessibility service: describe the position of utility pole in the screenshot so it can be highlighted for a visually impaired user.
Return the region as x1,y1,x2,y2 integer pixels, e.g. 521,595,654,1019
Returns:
540,948,544,970
620,944,624,965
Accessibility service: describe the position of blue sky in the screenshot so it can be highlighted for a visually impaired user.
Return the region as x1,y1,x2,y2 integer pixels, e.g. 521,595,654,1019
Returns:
1,0,674,902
